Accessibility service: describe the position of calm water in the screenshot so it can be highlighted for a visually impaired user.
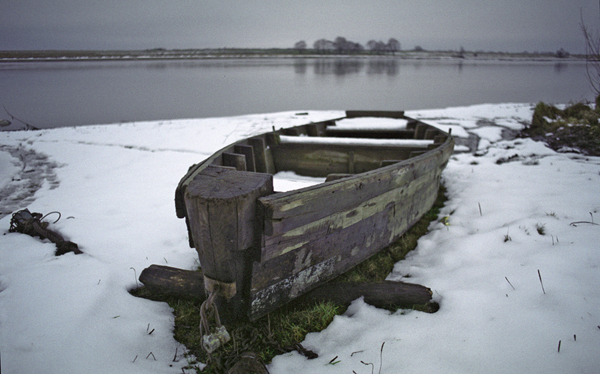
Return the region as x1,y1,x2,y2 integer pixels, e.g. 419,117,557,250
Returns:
0,58,593,129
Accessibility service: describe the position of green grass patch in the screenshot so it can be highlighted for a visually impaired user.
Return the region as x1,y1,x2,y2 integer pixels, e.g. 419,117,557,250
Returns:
131,184,448,373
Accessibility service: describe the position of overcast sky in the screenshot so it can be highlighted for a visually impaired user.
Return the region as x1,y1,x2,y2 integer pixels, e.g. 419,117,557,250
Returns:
1,0,598,53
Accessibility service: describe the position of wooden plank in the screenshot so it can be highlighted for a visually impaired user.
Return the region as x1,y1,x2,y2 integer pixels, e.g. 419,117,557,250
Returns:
424,128,440,140
325,173,352,182
234,144,256,172
249,175,443,319
184,167,273,321
249,137,267,173
414,123,428,139
222,152,247,171
270,143,428,177
345,110,405,118
260,169,435,262
260,143,451,230
325,128,415,139
380,160,402,167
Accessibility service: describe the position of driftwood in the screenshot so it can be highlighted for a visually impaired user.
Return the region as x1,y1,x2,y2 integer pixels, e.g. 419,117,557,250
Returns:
138,265,436,312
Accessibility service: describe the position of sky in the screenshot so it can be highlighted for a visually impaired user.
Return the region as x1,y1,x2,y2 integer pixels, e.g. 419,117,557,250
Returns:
0,0,598,53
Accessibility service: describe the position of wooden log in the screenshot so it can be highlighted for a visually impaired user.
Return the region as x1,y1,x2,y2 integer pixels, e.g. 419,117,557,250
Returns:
184,167,274,322
137,265,435,312
302,281,434,310
139,264,205,300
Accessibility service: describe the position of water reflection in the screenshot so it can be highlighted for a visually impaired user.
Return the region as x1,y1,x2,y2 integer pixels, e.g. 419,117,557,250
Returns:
309,58,399,76
554,62,568,73
366,59,399,75
313,59,363,75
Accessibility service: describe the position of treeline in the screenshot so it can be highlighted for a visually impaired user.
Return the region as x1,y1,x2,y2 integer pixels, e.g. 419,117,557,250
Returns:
294,37,401,54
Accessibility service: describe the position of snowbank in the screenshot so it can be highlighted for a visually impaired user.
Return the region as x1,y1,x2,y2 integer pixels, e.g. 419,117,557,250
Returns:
1,103,599,374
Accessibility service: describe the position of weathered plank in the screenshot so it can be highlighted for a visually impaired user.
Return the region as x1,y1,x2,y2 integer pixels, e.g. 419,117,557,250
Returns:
222,152,247,171
260,143,451,236
234,145,256,172
345,110,405,118
252,172,439,290
184,166,273,321
261,171,434,260
270,143,431,177
249,137,268,173
325,128,415,139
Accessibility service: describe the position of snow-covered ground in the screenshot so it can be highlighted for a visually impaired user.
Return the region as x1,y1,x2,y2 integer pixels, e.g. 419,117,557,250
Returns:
1,104,599,373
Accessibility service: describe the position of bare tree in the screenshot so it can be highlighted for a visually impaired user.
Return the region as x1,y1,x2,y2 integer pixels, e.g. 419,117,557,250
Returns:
581,9,600,96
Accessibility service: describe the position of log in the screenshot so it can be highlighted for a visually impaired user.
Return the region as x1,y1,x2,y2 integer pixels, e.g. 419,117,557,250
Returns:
301,281,435,310
139,265,205,300
137,265,436,312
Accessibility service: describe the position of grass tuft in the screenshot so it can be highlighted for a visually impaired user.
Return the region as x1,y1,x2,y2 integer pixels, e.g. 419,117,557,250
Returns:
523,98,600,155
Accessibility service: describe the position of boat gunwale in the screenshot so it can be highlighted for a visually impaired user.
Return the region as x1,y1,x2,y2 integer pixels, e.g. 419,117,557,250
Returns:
174,113,452,218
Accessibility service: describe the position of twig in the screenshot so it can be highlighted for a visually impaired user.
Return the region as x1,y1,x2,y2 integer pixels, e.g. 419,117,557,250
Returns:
146,352,156,360
557,340,561,353
569,213,598,227
478,202,483,216
361,361,374,374
379,342,385,374
132,355,138,363
505,277,516,290
538,269,546,295
3,105,38,130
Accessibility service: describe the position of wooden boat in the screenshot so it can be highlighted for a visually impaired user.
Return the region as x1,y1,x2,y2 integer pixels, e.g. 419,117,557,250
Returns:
173,110,454,321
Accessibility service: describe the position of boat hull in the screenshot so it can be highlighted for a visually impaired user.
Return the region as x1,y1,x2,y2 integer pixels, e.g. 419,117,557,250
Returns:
175,111,454,321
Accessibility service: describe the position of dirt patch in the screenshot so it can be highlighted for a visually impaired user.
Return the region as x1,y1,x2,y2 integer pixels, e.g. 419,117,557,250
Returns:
0,145,59,220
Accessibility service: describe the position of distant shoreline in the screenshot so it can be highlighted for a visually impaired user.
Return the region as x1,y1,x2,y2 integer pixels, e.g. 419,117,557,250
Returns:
0,48,586,63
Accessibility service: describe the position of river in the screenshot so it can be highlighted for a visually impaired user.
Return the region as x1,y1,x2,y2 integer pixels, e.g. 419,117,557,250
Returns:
0,57,593,129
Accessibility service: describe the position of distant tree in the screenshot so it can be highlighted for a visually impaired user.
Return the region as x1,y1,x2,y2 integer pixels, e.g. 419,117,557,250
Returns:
367,39,388,54
332,36,363,54
555,48,569,58
294,40,307,53
387,38,401,53
414,45,425,52
313,39,335,53
334,36,348,53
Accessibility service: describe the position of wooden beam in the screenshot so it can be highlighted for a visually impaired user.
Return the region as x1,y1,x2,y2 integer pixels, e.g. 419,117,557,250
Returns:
184,167,273,322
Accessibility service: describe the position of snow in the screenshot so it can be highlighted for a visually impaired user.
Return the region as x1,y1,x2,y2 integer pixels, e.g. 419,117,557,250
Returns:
280,135,433,147
332,117,409,130
1,104,599,373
